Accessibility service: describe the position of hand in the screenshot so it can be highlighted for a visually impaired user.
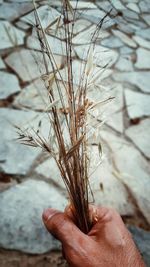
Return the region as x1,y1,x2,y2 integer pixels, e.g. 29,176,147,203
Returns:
42,205,145,267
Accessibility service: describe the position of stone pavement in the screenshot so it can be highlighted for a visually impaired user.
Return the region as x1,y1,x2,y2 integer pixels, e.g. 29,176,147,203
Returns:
0,0,150,265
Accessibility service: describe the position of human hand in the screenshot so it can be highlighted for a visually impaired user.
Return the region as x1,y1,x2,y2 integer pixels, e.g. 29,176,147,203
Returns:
42,206,145,267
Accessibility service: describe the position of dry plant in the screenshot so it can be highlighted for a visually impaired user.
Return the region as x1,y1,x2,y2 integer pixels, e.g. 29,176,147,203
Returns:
16,0,113,234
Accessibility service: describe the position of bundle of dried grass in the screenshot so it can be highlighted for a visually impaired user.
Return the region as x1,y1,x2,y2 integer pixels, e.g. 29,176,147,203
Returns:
16,0,113,234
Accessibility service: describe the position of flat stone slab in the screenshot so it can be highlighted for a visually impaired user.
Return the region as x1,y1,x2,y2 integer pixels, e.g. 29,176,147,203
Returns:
5,49,62,82
0,58,5,69
125,89,150,119
112,29,137,48
125,119,150,159
0,2,34,21
133,35,150,50
0,21,25,50
0,71,21,99
21,5,61,28
135,48,150,69
115,56,133,71
100,131,150,224
75,45,118,68
0,108,44,175
113,71,150,93
0,179,67,254
127,3,140,13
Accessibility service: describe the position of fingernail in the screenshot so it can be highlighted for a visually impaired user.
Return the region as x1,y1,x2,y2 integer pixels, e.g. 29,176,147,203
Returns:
42,208,57,223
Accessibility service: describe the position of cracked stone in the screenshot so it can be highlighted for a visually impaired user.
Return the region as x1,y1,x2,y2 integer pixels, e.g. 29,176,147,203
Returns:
0,108,44,175
135,48,150,69
139,0,150,13
135,28,150,41
75,45,118,68
101,36,123,48
115,56,134,71
112,29,137,48
0,2,34,21
35,158,66,190
127,3,140,13
0,21,25,50
100,130,150,224
0,179,67,253
111,0,126,10
5,49,63,82
133,35,150,50
125,89,150,119
72,25,109,45
125,118,150,159
80,8,106,24
21,5,61,29
123,9,139,20
0,71,21,99
113,71,150,93
142,14,150,26
70,1,97,9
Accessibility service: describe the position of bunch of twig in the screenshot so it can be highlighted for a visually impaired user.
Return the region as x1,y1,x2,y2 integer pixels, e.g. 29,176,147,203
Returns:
17,0,112,233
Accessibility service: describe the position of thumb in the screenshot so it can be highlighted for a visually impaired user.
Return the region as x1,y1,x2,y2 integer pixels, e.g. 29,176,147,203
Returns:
42,208,87,247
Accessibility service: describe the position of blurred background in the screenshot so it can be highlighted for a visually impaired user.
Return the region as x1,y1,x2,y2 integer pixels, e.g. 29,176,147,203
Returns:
0,0,150,266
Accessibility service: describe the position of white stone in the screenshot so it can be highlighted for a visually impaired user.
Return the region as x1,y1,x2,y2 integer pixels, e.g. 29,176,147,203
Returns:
101,36,123,48
72,19,92,35
0,3,34,21
139,0,150,13
5,49,63,82
120,46,133,54
72,25,110,45
142,14,150,26
125,119,150,159
70,1,97,9
21,5,61,29
135,48,150,69
0,58,5,69
127,3,140,13
100,131,150,224
125,89,150,119
111,0,126,10
0,21,25,50
15,20,31,30
36,158,66,190
80,9,106,24
136,28,150,41
0,179,67,253
0,71,20,99
112,29,137,48
113,71,150,93
133,36,150,50
115,56,133,71
122,9,139,20
0,108,45,175
75,45,118,68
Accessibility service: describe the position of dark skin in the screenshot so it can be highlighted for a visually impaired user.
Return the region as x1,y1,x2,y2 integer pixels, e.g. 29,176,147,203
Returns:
42,205,145,267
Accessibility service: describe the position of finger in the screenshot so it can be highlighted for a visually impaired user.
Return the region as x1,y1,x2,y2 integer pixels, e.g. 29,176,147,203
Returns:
42,208,87,247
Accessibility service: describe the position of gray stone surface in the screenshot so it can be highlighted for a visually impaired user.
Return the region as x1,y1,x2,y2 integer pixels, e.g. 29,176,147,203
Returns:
126,119,150,159
133,35,150,50
125,89,150,119
0,71,21,99
100,131,150,224
0,3,34,21
113,71,150,93
111,0,126,10
101,36,123,48
136,28,150,41
112,29,137,48
115,56,133,71
0,58,5,69
0,179,67,254
0,21,25,49
127,3,140,13
129,226,150,267
135,48,150,69
0,108,42,175
5,49,62,82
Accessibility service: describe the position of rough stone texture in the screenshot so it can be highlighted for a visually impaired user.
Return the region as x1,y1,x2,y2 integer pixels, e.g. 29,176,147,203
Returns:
21,5,61,28
113,71,150,93
135,28,150,41
129,226,150,267
0,21,25,49
0,108,42,175
125,119,150,159
111,0,126,10
0,179,67,253
75,45,118,68
112,29,137,48
135,48,150,69
125,89,150,119
115,56,133,71
101,36,123,48
127,3,140,13
0,71,20,99
100,131,150,224
5,49,62,82
0,3,34,21
133,35,150,50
